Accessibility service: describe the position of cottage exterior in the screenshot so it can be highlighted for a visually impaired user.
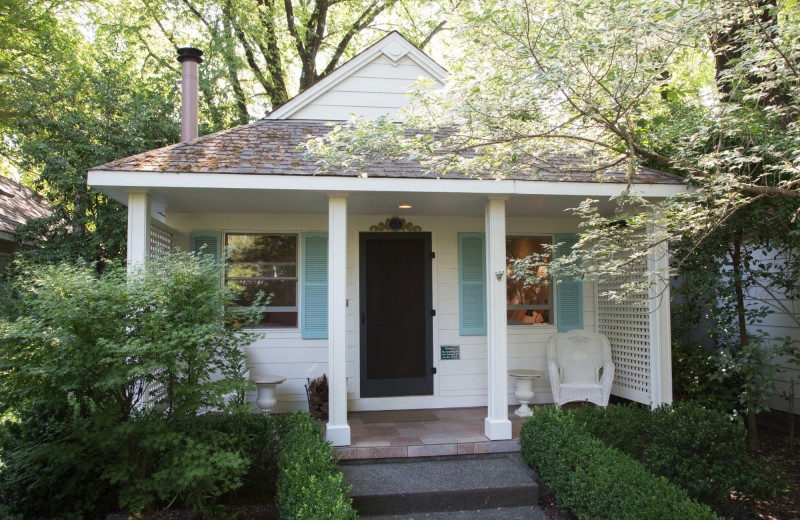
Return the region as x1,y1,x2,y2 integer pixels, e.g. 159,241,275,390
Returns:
88,32,684,446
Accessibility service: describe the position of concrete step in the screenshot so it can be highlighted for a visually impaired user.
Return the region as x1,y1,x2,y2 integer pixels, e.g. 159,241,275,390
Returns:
340,453,540,517
360,505,549,519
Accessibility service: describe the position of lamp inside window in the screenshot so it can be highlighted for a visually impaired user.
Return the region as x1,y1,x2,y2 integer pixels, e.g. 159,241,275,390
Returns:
506,236,552,325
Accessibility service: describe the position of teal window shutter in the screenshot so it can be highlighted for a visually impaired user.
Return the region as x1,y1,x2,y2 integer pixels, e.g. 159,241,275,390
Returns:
301,232,328,339
190,231,222,268
556,233,583,333
459,232,487,335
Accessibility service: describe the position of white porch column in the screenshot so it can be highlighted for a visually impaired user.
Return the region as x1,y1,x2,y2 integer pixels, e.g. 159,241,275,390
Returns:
326,194,351,446
127,191,151,272
648,221,672,407
485,197,512,440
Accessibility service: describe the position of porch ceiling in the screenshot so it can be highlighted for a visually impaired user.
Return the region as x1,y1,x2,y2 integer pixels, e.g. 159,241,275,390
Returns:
136,186,623,219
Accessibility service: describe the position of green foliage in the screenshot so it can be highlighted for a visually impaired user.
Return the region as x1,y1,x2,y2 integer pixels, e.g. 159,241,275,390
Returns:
671,340,742,412
570,402,652,458
276,412,357,520
572,402,786,518
8,47,180,265
0,402,114,520
670,201,799,443
0,252,266,515
520,407,719,520
0,407,286,519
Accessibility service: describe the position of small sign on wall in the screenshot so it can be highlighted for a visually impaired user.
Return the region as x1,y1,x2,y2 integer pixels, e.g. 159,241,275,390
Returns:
440,345,460,360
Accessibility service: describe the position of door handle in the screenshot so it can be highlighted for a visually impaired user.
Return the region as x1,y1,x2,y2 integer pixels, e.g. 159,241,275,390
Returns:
361,312,366,326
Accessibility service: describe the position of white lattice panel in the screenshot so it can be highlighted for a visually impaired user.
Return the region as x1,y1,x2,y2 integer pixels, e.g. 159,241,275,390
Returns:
149,223,174,259
597,258,651,404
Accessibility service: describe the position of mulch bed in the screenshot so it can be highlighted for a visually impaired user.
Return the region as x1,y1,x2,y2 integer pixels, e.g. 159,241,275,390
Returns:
754,424,800,520
106,499,278,520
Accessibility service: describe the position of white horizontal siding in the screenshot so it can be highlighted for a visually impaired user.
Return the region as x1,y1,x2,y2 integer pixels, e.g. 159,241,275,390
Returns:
742,251,800,415
167,212,596,412
290,56,443,120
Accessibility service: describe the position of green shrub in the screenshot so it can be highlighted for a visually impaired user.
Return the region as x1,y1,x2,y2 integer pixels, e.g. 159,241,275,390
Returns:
520,407,719,520
192,412,283,498
572,402,651,459
276,412,357,520
0,402,114,520
671,341,741,412
574,401,785,517
646,402,783,517
0,253,266,516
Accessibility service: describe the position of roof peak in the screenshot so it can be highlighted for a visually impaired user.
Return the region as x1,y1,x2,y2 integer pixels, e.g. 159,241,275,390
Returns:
266,31,447,120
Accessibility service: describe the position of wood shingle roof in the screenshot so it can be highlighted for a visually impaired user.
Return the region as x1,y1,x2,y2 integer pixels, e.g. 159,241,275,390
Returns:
91,119,683,185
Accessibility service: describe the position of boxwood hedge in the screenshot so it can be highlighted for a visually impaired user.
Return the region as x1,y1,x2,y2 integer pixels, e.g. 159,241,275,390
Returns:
520,407,720,520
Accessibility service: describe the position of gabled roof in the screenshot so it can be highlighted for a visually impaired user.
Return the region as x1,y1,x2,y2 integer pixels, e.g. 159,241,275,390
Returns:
88,32,683,188
0,176,52,236
266,31,448,120
90,119,683,184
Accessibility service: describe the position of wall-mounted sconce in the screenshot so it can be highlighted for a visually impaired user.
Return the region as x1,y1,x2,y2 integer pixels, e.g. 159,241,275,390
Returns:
495,270,504,281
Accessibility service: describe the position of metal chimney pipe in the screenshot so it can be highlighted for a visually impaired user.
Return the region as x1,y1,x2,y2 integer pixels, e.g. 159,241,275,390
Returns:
177,47,203,142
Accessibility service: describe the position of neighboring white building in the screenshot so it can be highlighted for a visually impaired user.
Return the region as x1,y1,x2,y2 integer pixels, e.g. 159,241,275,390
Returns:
87,32,685,446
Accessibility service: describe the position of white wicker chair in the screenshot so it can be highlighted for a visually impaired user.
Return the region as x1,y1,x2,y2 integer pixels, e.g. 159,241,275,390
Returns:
547,330,615,407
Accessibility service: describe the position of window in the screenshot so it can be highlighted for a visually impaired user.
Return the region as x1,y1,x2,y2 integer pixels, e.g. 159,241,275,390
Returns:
225,233,298,327
506,236,552,325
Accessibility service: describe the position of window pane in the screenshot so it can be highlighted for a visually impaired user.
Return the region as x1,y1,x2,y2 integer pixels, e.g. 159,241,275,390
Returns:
226,234,297,278
227,279,297,308
224,233,298,328
507,237,551,325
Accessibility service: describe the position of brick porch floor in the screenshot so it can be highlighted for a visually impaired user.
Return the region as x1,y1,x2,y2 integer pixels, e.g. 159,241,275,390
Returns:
330,406,530,460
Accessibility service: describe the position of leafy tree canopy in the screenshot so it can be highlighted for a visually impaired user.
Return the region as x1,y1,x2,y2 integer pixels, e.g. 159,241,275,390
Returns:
1,0,457,265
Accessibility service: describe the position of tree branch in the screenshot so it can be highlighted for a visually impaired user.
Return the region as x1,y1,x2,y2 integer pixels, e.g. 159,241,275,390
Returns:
320,0,395,80
421,20,447,49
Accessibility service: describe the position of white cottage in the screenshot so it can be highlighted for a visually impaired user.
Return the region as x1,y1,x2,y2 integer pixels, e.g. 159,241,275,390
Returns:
88,32,684,446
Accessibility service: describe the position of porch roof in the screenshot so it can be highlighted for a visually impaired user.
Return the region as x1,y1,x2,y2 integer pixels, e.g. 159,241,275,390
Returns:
89,120,686,218
90,119,682,185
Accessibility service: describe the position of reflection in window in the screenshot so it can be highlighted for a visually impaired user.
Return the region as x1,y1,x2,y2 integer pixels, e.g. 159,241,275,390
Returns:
506,236,552,325
225,234,298,327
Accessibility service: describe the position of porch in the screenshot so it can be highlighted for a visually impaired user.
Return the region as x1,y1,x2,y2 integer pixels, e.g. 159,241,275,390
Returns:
331,406,526,460
108,178,679,448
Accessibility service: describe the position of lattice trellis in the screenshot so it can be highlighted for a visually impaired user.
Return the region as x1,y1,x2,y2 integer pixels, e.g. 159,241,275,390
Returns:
597,258,652,404
149,223,174,259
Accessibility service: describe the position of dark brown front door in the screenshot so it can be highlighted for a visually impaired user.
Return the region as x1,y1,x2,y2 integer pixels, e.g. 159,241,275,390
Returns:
359,232,433,397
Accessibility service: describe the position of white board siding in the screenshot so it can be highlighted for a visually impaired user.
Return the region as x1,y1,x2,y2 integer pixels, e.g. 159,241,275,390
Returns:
290,56,444,120
751,294,800,415
166,212,591,412
740,251,800,415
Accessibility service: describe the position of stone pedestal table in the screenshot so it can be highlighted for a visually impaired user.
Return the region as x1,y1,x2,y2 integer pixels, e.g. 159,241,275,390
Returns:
508,369,544,418
253,376,286,414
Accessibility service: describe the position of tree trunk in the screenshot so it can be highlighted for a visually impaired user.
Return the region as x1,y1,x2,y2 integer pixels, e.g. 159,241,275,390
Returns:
731,232,759,451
